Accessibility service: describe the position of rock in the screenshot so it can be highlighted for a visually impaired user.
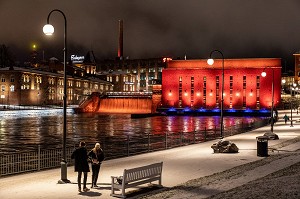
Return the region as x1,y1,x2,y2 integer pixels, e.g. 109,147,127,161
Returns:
263,132,279,140
211,140,239,153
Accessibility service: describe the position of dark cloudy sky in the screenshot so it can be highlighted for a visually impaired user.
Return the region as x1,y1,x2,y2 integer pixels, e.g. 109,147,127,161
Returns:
1,0,300,70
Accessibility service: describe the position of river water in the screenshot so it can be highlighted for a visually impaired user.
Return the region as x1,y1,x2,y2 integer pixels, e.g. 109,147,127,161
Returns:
0,109,265,154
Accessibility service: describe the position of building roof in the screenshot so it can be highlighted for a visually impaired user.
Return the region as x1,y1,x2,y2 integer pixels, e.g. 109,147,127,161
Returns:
167,58,282,69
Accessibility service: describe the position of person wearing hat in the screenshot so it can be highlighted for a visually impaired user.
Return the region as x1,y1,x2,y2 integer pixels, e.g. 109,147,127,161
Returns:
71,141,90,192
88,142,105,188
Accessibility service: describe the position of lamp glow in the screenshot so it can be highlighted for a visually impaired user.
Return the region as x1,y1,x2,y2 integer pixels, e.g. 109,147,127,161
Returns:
207,58,214,65
43,24,54,35
261,71,266,77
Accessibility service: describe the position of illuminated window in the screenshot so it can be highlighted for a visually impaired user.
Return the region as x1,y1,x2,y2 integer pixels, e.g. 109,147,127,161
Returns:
179,76,182,107
216,76,219,108
256,76,260,109
203,76,206,107
230,76,233,107
191,76,194,104
10,85,14,92
243,76,246,108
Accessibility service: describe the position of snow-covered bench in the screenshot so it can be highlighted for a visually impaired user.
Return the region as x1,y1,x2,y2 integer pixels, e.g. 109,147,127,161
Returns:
110,162,163,198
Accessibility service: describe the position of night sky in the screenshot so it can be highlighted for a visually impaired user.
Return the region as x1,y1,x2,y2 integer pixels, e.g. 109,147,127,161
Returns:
1,0,300,71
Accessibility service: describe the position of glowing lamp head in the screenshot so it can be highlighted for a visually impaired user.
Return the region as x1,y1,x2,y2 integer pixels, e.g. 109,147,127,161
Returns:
207,58,214,65
43,24,54,35
261,71,266,77
281,79,286,84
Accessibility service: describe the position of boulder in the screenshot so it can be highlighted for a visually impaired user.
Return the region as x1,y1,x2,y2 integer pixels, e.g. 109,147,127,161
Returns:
211,140,239,153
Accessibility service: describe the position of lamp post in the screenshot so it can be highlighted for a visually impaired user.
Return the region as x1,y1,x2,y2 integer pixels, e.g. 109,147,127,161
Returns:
207,50,224,139
43,9,70,183
290,84,296,127
261,69,274,132
261,68,279,140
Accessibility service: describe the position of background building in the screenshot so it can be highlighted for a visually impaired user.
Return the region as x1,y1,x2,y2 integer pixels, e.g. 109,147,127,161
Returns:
161,58,282,111
0,64,112,107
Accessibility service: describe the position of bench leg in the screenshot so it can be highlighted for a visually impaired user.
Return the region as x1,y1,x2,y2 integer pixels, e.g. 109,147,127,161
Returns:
111,177,115,195
122,186,125,198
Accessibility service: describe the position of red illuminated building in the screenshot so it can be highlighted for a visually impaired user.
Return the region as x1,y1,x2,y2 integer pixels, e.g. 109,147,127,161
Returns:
161,58,281,112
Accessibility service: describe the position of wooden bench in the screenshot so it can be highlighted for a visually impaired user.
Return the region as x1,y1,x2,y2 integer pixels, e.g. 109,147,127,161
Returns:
110,162,163,198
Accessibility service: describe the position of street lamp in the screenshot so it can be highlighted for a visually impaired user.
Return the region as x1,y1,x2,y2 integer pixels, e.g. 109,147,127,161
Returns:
207,50,224,139
290,84,296,127
261,68,279,139
43,9,70,183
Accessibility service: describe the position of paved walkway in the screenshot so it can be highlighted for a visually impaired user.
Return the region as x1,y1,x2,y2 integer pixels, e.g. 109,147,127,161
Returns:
1,110,300,199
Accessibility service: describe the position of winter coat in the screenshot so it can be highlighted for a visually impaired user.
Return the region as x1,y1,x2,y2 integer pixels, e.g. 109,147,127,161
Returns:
88,148,105,165
71,147,90,172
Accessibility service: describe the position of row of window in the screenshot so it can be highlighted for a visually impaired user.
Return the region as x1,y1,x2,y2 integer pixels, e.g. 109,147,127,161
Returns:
176,75,262,109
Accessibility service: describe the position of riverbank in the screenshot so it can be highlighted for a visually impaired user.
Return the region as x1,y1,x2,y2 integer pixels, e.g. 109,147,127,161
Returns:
140,136,300,199
0,110,299,199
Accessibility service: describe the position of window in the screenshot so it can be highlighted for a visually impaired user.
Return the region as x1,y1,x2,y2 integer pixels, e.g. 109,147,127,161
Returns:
10,85,15,92
10,76,14,82
1,76,5,82
179,76,182,107
203,76,206,107
191,76,194,105
216,76,219,108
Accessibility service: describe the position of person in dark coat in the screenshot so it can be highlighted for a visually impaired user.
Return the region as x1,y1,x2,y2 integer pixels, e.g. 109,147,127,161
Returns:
88,142,105,188
71,141,90,192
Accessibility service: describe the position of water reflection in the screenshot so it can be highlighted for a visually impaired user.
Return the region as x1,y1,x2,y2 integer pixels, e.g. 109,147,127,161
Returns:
0,110,263,154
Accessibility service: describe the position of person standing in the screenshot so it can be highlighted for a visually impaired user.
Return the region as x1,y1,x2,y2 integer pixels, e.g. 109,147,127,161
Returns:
88,142,105,188
71,141,90,192
283,114,289,124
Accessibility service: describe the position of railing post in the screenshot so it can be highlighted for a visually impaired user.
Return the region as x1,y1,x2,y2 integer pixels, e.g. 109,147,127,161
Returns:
148,133,150,152
204,127,207,141
165,132,168,149
215,125,217,138
127,135,130,157
193,130,196,144
38,145,41,171
180,132,183,146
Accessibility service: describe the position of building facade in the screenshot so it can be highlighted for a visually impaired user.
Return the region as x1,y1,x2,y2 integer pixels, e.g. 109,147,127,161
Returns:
98,58,167,92
161,58,282,111
0,66,112,106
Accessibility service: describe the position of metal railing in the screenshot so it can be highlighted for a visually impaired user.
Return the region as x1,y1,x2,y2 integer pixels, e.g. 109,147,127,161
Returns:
0,118,268,177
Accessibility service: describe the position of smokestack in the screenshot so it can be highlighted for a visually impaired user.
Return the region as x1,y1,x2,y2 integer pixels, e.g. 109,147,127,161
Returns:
118,20,123,60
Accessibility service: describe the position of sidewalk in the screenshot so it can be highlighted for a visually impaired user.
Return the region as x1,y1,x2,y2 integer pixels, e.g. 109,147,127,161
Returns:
1,110,300,199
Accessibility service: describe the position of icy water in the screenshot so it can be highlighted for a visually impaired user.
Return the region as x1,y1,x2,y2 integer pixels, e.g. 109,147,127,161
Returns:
0,109,265,154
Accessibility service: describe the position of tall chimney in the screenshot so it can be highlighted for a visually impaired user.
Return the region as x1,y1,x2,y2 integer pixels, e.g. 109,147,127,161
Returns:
118,20,123,59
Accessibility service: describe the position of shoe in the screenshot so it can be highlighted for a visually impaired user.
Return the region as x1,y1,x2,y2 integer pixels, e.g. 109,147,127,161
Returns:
78,188,82,192
94,184,98,188
83,187,90,192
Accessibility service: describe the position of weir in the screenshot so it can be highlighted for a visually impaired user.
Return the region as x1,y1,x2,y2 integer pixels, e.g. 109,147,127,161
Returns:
75,92,154,114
